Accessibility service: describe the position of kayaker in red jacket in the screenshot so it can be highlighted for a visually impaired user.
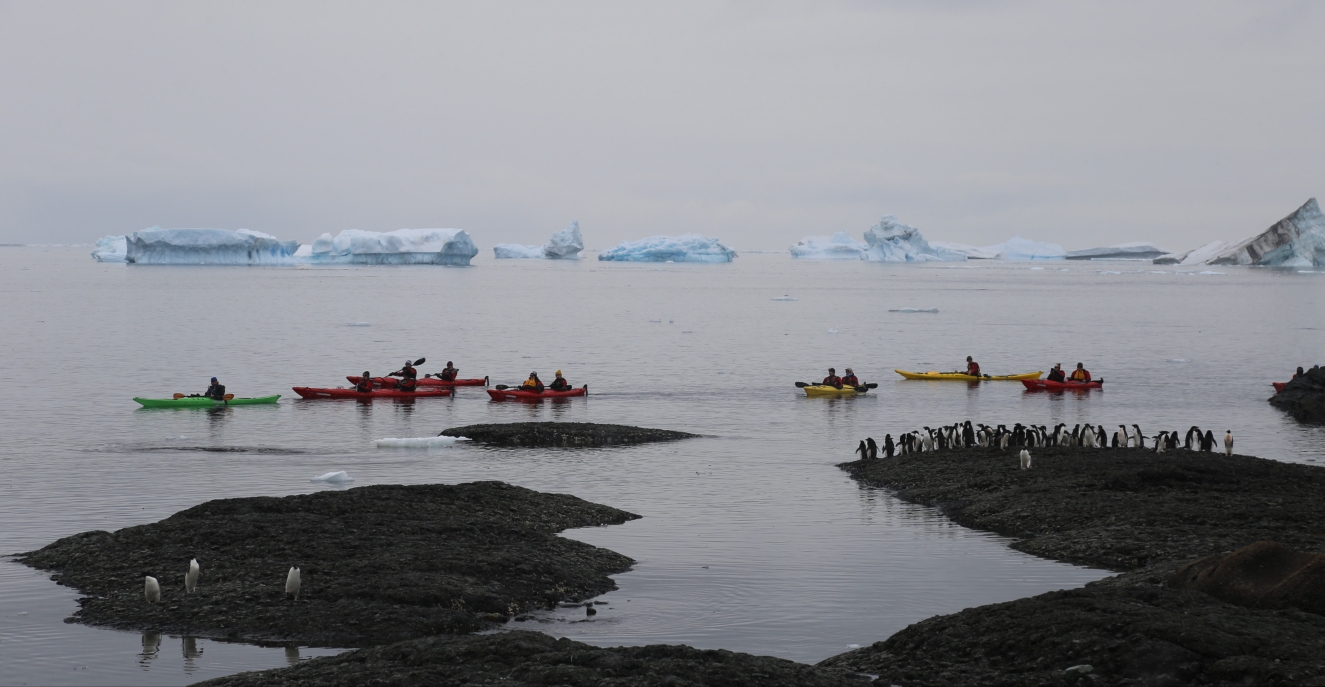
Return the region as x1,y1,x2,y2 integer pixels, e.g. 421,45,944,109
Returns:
438,361,459,382
521,372,545,392
841,368,860,387
1046,364,1065,382
550,370,571,391
1070,363,1091,383
965,357,981,376
355,372,373,393
822,368,843,389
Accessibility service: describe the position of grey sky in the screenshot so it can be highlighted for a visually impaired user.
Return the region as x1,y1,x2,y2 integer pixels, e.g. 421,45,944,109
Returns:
2,1,1322,251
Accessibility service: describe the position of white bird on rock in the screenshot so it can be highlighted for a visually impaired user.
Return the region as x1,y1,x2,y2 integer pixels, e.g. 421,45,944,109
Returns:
285,566,301,601
186,558,200,593
1225,431,1234,456
1019,449,1032,470
144,574,160,603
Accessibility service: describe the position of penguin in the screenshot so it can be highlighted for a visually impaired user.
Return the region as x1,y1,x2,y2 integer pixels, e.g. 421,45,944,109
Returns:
1112,429,1122,448
1184,426,1200,450
585,604,597,616
144,574,160,604
884,434,895,458
1132,425,1145,449
286,566,301,601
1224,430,1233,456
866,437,879,460
1203,430,1216,452
1019,449,1032,469
855,440,868,460
186,558,200,593
1154,432,1166,453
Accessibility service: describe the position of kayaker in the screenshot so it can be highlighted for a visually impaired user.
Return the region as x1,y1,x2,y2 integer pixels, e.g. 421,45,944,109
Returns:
1046,364,1065,383
821,368,843,389
521,372,545,392
390,360,418,391
1294,366,1305,379
355,372,374,394
1069,362,1092,383
204,377,226,400
964,357,981,376
841,368,860,387
438,361,459,382
550,370,571,391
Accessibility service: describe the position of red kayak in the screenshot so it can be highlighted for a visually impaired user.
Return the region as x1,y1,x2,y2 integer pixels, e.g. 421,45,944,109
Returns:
293,387,452,399
1273,382,1287,393
346,375,488,388
487,386,587,401
1021,379,1102,391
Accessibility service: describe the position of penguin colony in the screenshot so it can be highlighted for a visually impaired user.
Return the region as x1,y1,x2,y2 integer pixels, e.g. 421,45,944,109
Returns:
855,422,1232,459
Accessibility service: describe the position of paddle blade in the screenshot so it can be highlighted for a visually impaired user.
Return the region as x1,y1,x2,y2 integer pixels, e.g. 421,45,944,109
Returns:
794,381,810,388
414,358,426,366
223,394,234,400
173,393,185,399
494,384,510,390
865,383,878,389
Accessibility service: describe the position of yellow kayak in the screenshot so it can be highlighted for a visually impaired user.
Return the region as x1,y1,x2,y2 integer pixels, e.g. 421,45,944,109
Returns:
895,369,1043,382
803,384,870,397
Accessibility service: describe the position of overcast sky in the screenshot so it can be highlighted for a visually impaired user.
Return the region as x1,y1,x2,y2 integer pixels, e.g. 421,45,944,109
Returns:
2,1,1322,250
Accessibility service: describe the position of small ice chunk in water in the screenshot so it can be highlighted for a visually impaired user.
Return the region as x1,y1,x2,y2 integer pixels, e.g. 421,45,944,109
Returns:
346,322,371,327
648,318,662,323
846,643,860,649
374,436,471,448
771,295,797,301
827,328,839,334
310,471,354,483
889,307,939,313
1030,267,1045,271
1167,358,1190,363
1198,270,1225,275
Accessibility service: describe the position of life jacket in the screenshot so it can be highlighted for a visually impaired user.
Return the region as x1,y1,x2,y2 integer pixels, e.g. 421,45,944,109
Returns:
522,377,544,392
400,366,417,380
1070,369,1091,382
355,381,373,393
399,377,417,392
440,368,458,381
205,384,226,399
841,375,859,386
822,375,843,388
550,377,570,391
1047,369,1065,382
966,362,981,376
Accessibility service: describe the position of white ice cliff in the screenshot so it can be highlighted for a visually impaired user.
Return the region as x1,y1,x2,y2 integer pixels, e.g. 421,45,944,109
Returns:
307,228,479,265
860,216,966,262
124,228,300,265
494,221,584,259
789,231,869,259
1155,198,1325,267
597,234,737,262
91,235,127,262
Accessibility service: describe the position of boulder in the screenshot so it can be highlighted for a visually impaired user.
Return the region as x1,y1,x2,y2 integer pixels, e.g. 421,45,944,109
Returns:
1269,364,1325,423
1170,541,1325,615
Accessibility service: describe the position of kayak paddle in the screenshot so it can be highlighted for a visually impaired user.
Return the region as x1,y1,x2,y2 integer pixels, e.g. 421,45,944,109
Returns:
174,393,185,399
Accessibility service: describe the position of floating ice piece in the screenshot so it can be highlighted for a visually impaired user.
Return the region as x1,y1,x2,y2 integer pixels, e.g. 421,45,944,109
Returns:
492,243,544,259
827,328,839,334
493,221,585,260
310,471,354,483
374,436,470,448
771,295,797,301
789,231,868,259
1030,267,1045,271
930,241,999,260
598,234,737,262
1066,243,1167,260
846,644,860,649
346,322,371,327
648,318,663,323
1157,198,1325,267
307,229,479,265
91,235,127,262
1167,358,1190,363
982,236,1066,260
889,307,939,313
1100,270,1122,275
861,217,966,262
123,228,300,265
1198,270,1225,275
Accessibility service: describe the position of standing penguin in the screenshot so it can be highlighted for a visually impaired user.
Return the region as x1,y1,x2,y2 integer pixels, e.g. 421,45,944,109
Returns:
185,559,200,593
883,434,895,458
866,437,879,460
1224,431,1233,456
285,566,301,601
144,574,160,604
1019,449,1032,469
1203,429,1216,452
855,440,868,460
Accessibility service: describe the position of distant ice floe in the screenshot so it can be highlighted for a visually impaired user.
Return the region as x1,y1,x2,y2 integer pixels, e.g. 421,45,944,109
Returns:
346,322,371,327
310,471,354,483
789,231,869,259
91,235,127,262
929,242,999,260
982,237,1066,260
1155,198,1325,267
889,307,939,313
308,228,479,265
771,295,797,301
123,228,300,265
374,436,471,448
598,234,737,262
1066,243,1167,260
493,221,584,259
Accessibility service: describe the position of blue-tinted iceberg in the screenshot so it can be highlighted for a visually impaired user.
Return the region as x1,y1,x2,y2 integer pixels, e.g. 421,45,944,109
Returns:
307,228,479,265
91,235,127,262
494,221,584,259
860,216,966,262
1065,243,1167,260
124,228,300,265
929,241,999,260
1155,198,1325,267
598,234,737,262
789,231,868,259
982,237,1066,260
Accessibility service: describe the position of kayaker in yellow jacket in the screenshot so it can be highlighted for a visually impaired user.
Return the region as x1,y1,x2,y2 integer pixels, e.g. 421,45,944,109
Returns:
521,372,545,392
1070,363,1092,383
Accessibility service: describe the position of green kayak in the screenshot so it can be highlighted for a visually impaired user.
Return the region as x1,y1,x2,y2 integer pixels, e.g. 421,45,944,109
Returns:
133,395,281,408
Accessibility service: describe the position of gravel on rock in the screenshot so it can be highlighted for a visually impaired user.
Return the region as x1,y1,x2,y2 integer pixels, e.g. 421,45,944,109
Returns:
18,482,639,646
441,422,697,447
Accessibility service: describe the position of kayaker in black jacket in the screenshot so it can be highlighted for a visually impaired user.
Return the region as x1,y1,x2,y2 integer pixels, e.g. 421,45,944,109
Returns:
550,370,571,391
1047,364,1065,382
204,378,226,400
521,372,545,392
355,372,374,393
821,368,843,389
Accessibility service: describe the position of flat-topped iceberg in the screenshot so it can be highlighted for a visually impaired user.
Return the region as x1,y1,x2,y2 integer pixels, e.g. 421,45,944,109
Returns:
307,228,479,266
598,234,737,262
91,235,127,262
929,241,999,260
789,231,869,259
982,237,1066,260
1066,243,1167,260
1155,198,1325,267
124,228,300,265
494,221,584,259
861,216,966,262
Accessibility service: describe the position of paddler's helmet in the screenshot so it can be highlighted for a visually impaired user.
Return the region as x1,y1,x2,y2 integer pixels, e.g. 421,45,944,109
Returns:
845,368,853,374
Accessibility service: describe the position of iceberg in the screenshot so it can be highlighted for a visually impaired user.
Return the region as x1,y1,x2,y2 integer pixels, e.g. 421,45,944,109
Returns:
789,231,868,259
493,221,585,260
125,228,300,265
1155,198,1325,267
310,471,353,483
374,436,471,448
598,234,737,262
930,241,999,260
307,228,479,265
1065,243,1167,260
91,235,127,262
860,216,966,262
981,236,1066,260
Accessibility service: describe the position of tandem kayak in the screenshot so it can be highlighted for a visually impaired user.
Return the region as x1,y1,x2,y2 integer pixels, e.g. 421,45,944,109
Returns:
134,395,281,408
1273,382,1287,393
1021,379,1102,391
486,386,587,401
346,376,488,388
292,387,452,399
803,384,870,397
895,369,1043,382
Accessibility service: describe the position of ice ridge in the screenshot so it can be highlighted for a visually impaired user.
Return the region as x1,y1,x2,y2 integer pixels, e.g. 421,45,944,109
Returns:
597,234,737,262
307,228,479,265
1155,198,1325,267
124,228,300,265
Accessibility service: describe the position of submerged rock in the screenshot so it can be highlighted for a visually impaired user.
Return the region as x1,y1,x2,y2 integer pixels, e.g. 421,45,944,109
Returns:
198,630,871,687
1269,365,1325,423
18,482,638,646
440,422,697,447
1156,197,1325,267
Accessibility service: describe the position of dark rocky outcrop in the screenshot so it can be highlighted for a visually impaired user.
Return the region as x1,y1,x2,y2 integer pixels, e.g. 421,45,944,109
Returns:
442,422,697,447
18,482,639,646
198,630,870,687
1270,365,1325,423
1171,541,1325,615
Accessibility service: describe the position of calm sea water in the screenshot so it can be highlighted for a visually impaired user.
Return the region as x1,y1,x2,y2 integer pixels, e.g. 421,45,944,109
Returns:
1,246,1321,685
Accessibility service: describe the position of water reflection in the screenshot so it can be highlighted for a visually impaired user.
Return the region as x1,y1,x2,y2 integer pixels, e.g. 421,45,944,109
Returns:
284,644,300,666
182,635,204,674
138,632,161,669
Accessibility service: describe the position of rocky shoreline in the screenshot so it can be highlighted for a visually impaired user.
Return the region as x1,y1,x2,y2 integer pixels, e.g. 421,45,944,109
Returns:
18,482,639,646
823,447,1325,686
441,421,698,447
1269,365,1325,423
